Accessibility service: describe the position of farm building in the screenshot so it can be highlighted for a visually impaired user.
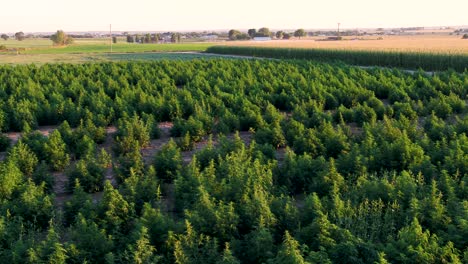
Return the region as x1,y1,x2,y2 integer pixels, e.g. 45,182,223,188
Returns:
253,37,272,41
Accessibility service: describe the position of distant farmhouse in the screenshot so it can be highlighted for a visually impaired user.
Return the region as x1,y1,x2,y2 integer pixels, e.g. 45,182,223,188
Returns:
202,35,218,40
253,37,271,41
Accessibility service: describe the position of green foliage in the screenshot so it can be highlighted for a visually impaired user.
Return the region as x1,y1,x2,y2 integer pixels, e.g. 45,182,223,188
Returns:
0,133,10,151
177,132,195,151
115,141,145,183
120,166,161,215
98,181,134,235
272,231,309,264
0,160,23,200
50,30,74,46
67,158,105,193
168,221,220,264
68,214,114,263
64,179,95,226
123,226,160,264
206,46,468,72
33,226,68,263
235,227,275,263
44,130,70,171
7,142,38,177
32,161,55,193
7,180,54,229
294,29,307,39
0,60,465,263
153,139,182,183
114,115,151,155
140,203,176,248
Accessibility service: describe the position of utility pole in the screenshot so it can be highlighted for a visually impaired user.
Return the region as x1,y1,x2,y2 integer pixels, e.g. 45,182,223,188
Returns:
110,24,112,53
337,22,341,37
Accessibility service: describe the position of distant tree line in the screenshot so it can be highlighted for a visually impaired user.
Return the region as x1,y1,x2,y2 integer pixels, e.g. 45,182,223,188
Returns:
125,32,182,43
228,27,306,40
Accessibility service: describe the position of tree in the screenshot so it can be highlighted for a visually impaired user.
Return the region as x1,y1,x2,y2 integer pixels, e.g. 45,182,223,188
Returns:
1,34,8,41
276,31,284,39
112,36,117,43
171,33,181,43
294,29,306,39
144,33,151,43
127,35,135,43
257,27,271,37
462,34,468,39
15,31,25,41
248,29,257,38
152,33,160,43
228,29,241,40
50,30,73,46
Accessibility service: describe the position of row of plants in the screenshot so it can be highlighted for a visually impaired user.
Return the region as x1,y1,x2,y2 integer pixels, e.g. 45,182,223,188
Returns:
0,59,466,263
206,46,468,72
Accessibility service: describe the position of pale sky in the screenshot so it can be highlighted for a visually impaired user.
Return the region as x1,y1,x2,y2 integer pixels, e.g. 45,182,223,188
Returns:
2,0,467,33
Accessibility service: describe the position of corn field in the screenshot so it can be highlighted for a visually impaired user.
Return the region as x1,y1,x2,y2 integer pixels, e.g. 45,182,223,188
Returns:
206,46,468,72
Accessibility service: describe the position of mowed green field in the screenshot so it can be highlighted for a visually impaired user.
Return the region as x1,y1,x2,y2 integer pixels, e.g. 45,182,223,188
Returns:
0,38,214,54
25,42,214,54
0,38,52,48
0,52,241,65
0,38,216,64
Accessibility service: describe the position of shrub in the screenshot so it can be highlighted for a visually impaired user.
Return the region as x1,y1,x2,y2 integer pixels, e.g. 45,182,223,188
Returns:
354,104,377,126
68,159,105,193
0,134,11,152
177,132,195,151
154,139,182,183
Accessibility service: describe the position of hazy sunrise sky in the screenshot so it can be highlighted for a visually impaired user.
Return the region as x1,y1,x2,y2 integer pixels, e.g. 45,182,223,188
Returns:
2,0,467,32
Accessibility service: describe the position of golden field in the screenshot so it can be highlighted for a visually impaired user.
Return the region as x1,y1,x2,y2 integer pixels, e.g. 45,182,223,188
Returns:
222,35,468,54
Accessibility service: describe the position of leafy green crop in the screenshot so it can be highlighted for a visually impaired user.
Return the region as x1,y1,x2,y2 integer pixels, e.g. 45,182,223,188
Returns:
0,59,466,263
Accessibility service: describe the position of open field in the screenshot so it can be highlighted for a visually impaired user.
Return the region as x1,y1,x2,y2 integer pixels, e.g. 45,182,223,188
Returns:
223,35,468,53
0,53,106,64
0,52,245,65
0,38,213,54
23,42,213,54
0,38,52,48
1,35,467,67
